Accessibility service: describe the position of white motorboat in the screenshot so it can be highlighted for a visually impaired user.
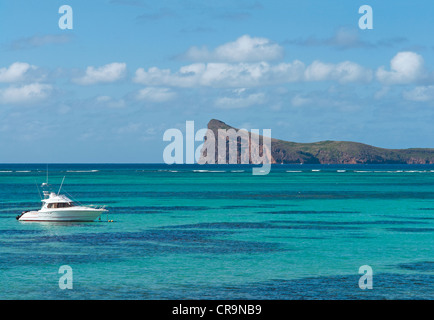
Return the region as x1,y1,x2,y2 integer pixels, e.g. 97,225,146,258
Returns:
17,178,107,222
17,191,107,222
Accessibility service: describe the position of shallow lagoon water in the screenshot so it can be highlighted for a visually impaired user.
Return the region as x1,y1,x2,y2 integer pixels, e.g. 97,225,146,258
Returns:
0,164,433,299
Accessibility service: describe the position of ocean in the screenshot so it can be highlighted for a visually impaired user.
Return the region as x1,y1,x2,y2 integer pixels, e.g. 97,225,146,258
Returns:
0,163,433,300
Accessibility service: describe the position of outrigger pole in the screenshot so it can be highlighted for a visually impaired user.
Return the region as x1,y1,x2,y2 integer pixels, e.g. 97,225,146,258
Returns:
57,176,65,195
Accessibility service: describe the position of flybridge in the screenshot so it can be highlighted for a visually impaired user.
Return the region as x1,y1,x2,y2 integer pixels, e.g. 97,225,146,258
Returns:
42,193,73,203
163,121,272,175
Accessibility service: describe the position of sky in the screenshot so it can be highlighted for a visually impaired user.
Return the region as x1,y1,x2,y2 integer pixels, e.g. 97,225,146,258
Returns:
0,0,433,163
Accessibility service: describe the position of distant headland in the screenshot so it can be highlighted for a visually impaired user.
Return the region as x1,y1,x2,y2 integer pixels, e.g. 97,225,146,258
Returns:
204,119,434,164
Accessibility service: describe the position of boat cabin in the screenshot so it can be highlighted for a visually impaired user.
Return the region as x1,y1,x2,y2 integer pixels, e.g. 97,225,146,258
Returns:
47,202,75,208
41,192,76,209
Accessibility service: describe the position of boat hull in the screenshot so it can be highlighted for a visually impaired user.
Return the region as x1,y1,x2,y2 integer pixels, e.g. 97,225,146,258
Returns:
18,208,106,222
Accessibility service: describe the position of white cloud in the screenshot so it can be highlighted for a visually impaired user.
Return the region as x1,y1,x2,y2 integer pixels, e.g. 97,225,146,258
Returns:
134,42,433,91
136,87,176,102
304,61,333,82
0,83,52,104
134,58,372,88
403,85,434,102
182,35,284,62
215,90,266,108
134,33,377,88
376,51,425,85
134,61,305,88
73,62,126,85
0,62,36,83
305,60,373,83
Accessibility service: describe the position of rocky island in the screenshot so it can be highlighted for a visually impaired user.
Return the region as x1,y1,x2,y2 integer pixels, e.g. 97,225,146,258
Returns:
203,119,434,164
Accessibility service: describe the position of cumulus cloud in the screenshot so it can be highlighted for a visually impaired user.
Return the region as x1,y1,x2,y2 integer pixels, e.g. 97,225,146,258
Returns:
305,60,373,83
134,58,372,88
134,33,376,88
134,61,305,88
403,85,434,102
73,62,126,85
0,62,36,83
0,83,52,104
376,51,425,85
136,87,176,102
182,35,284,62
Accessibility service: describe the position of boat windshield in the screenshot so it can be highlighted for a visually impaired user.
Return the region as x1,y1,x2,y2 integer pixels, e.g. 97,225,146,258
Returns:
47,202,75,208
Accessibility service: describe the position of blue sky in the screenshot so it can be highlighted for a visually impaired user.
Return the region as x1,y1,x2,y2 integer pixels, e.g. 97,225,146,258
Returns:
0,0,433,162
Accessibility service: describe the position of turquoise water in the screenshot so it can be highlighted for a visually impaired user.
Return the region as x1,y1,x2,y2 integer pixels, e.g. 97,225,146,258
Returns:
0,164,433,300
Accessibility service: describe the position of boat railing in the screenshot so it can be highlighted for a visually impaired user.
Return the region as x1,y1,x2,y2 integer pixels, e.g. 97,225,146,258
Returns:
88,204,107,210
